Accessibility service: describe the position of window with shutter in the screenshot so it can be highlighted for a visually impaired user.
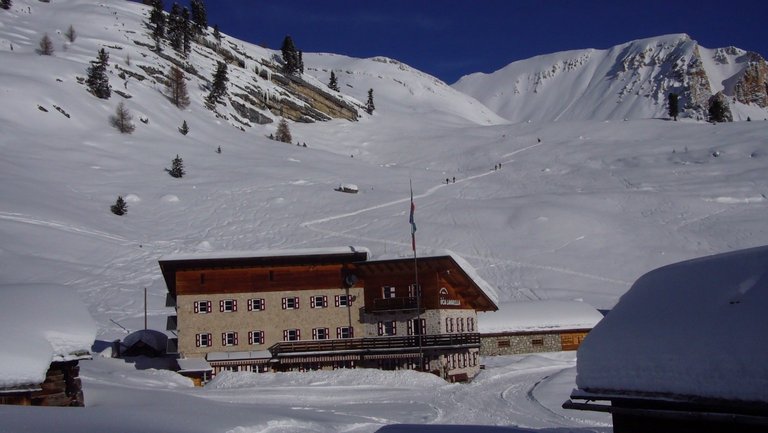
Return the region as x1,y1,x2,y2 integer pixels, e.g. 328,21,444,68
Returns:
377,322,384,336
220,300,225,312
195,334,201,347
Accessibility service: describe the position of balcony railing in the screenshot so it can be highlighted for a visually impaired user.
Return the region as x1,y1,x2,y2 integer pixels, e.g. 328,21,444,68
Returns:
371,296,419,312
269,333,480,357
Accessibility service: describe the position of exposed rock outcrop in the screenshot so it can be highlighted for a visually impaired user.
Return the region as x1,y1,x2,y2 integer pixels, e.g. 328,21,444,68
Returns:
734,55,768,107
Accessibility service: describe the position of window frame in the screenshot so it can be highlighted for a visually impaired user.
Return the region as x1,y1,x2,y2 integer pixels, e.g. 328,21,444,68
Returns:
337,326,354,339
310,295,328,309
382,286,396,299
248,330,265,345
281,296,300,310
335,294,351,307
312,327,330,340
377,320,397,336
220,299,237,313
194,300,212,314
283,328,301,341
247,298,266,311
195,332,212,347
221,331,239,346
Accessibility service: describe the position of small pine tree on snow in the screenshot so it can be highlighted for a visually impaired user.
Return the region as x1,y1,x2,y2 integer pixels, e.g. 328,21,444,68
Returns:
110,102,135,133
328,71,339,91
365,88,375,114
206,61,228,105
37,33,54,55
275,119,292,143
166,65,190,108
181,6,192,56
190,0,207,34
215,145,221,154
166,154,185,178
668,92,679,121
212,24,221,43
64,25,77,43
86,48,111,99
0,0,11,11
167,3,184,53
178,120,189,135
110,195,128,216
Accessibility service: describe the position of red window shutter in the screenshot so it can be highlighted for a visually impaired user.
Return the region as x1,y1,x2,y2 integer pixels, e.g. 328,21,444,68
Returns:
312,328,317,339
221,332,226,346
195,334,201,347
283,329,288,341
377,322,383,336
262,299,266,310
311,297,316,309
194,302,199,313
219,300,225,312
323,296,328,307
207,333,212,346
206,301,211,312
336,327,341,339
233,332,238,345
248,331,253,345
296,329,301,340
334,295,340,307
392,321,397,335
421,319,426,334
247,299,252,311
407,320,413,335
295,297,300,309
282,298,287,309
232,300,238,312
259,332,264,344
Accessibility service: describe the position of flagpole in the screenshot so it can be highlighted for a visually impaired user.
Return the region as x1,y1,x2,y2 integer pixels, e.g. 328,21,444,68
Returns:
410,179,423,371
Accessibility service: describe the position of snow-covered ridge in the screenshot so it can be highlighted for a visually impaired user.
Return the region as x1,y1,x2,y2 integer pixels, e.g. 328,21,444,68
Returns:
454,33,768,122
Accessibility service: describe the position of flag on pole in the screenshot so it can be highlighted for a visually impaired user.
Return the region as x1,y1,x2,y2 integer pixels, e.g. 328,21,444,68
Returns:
409,181,417,251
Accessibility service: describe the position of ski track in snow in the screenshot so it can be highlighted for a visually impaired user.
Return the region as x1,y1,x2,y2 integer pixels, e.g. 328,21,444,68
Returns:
0,211,132,243
299,141,630,289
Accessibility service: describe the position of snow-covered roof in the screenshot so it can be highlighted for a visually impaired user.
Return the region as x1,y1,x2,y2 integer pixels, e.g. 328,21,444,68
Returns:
0,284,96,390
478,300,603,333
576,245,768,403
122,329,168,353
445,250,500,307
177,358,213,373
160,246,370,262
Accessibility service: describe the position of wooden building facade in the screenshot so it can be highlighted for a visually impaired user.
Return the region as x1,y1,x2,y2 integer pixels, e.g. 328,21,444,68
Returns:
160,248,498,383
0,359,87,407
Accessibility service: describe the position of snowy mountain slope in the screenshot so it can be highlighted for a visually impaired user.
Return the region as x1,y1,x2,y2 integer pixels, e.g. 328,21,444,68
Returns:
1,0,767,339
454,34,768,122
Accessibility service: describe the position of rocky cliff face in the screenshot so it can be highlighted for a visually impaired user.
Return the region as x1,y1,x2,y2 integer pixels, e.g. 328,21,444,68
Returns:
734,54,768,107
454,34,768,122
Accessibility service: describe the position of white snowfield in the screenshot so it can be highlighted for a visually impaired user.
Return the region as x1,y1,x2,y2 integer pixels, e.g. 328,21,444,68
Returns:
0,284,96,390
0,0,766,431
577,245,768,403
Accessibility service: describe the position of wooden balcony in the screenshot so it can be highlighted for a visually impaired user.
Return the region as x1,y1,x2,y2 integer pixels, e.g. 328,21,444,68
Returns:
370,296,419,312
269,333,480,357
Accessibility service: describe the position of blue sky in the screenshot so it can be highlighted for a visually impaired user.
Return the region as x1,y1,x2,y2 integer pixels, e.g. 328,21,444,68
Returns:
171,0,768,84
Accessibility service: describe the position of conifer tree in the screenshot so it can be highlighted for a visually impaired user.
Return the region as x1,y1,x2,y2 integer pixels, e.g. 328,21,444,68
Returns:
275,119,292,143
212,24,221,43
86,48,111,99
328,71,339,91
190,0,207,34
110,196,128,216
37,33,54,55
281,35,300,75
178,120,189,135
64,25,77,43
166,65,190,108
149,0,165,50
365,88,375,114
708,98,727,123
668,93,679,121
206,61,228,105
166,154,185,178
111,102,135,133
181,6,192,56
0,0,11,11
167,3,184,52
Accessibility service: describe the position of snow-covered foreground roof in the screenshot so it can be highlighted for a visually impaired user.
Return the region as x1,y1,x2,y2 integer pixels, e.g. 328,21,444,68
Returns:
0,284,96,389
160,246,371,262
478,300,603,333
576,245,768,403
